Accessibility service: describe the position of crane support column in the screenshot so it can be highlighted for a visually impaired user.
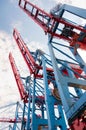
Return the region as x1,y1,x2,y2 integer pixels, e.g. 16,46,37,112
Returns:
42,56,67,130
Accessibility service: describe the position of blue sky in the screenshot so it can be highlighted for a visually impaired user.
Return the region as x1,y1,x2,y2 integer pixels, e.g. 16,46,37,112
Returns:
0,0,22,32
0,0,56,44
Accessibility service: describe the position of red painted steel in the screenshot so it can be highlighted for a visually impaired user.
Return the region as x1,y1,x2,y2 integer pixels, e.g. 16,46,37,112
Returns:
13,28,43,78
9,53,28,103
69,111,86,130
19,0,86,50
13,29,85,80
0,118,22,123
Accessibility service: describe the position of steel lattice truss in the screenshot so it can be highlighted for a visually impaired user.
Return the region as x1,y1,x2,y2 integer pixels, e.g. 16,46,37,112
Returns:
0,0,86,129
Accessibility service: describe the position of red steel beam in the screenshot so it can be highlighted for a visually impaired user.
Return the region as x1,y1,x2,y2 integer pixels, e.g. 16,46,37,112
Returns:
13,29,84,79
0,118,22,123
69,111,86,130
9,53,45,104
13,28,43,78
9,53,28,103
18,0,86,45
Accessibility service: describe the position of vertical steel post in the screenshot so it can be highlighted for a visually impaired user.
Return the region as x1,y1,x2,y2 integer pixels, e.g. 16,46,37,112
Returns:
31,78,38,130
57,105,67,130
70,48,85,97
42,56,57,130
21,103,26,130
9,125,12,130
48,42,72,111
26,88,31,130
13,102,19,130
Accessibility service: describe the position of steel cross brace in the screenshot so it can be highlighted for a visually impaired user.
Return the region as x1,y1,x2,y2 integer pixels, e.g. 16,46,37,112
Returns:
48,39,86,124
42,56,67,130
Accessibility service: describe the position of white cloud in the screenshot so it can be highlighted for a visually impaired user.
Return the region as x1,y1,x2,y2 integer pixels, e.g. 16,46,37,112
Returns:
27,41,48,52
52,0,72,4
71,0,86,8
0,31,20,106
0,31,30,107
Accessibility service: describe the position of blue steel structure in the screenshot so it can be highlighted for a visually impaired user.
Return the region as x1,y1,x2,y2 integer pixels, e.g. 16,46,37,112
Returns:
0,0,86,130
10,28,67,129
18,0,86,129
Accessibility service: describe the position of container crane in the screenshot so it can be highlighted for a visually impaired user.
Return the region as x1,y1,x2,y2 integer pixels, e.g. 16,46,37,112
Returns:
12,28,68,129
19,0,86,50
13,28,43,78
13,29,86,88
9,28,85,128
18,0,86,129
1,0,85,129
12,28,86,129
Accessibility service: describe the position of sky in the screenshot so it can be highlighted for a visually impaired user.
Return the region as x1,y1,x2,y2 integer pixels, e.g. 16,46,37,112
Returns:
0,0,86,129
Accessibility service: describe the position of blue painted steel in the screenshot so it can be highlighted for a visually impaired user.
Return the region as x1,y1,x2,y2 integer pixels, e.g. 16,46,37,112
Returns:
67,92,86,124
50,3,86,19
70,48,86,97
26,88,31,130
48,39,86,122
31,78,37,130
62,4,86,19
47,3,86,125
52,44,79,64
48,42,72,111
9,125,13,130
31,77,48,129
13,102,19,130
63,62,83,97
57,105,67,129
42,57,57,130
70,48,86,72
7,1,86,129
42,56,67,130
21,103,26,130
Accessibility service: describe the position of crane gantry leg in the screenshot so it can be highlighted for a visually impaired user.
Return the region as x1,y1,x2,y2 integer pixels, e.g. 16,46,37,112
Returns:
48,36,86,125
42,56,67,130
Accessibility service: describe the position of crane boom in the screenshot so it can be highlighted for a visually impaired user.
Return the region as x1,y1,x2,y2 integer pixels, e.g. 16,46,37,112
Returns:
13,28,43,78
13,29,86,90
13,28,36,73
19,0,86,44
0,118,21,123
9,53,28,103
13,29,85,81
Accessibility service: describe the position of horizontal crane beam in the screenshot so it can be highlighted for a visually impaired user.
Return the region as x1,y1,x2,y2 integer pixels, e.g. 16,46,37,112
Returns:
0,118,22,123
